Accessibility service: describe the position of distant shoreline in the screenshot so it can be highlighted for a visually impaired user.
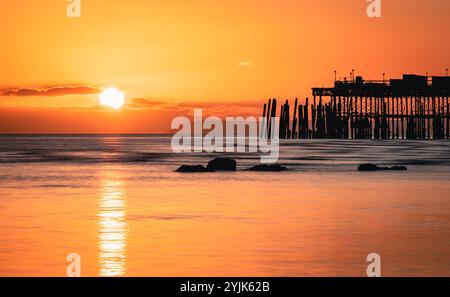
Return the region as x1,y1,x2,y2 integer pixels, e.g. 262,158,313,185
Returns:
1,134,449,141
0,133,173,137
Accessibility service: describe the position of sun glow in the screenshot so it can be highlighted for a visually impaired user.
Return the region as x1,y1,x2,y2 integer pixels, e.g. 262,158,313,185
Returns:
99,88,125,109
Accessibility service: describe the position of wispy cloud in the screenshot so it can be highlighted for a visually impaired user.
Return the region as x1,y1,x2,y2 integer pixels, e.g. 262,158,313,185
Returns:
125,97,261,117
238,60,253,67
0,86,101,97
127,98,168,109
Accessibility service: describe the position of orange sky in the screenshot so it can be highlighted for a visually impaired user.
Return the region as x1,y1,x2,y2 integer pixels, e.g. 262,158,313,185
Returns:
1,0,449,133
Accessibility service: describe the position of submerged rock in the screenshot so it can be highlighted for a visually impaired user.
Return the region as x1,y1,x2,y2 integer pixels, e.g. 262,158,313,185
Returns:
206,158,237,171
247,164,289,172
175,165,211,173
358,164,407,172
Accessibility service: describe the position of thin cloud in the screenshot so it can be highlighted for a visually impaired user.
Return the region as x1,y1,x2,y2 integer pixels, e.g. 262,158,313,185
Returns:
125,97,261,118
176,99,260,109
127,98,167,109
1,86,101,97
238,60,253,67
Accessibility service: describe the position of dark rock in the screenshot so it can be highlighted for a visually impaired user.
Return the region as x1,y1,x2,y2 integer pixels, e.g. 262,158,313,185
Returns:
389,166,408,171
358,164,407,172
358,164,381,171
175,165,211,173
247,164,288,172
206,158,237,171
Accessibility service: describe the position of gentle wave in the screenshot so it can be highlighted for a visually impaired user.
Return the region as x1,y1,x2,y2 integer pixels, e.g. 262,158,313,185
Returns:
0,136,450,170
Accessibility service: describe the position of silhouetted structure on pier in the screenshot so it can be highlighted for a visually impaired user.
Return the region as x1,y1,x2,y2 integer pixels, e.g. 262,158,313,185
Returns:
263,74,450,140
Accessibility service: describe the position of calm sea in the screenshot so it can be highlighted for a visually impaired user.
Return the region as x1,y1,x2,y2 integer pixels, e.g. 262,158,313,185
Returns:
0,135,449,276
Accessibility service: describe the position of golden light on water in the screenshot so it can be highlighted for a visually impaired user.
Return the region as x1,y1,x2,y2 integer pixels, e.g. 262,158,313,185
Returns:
98,179,127,276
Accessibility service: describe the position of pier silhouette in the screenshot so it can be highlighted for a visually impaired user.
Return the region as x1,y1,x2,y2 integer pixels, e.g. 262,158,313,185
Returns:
263,74,450,140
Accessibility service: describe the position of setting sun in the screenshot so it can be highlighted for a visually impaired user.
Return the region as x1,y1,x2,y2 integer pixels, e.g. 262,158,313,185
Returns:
99,88,125,109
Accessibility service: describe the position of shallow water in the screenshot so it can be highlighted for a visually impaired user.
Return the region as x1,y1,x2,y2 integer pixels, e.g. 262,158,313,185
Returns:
0,135,449,276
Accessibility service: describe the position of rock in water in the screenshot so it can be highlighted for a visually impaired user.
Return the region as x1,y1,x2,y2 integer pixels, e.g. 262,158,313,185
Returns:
206,158,237,171
247,164,288,172
358,164,381,171
389,166,408,171
175,165,211,173
358,164,407,171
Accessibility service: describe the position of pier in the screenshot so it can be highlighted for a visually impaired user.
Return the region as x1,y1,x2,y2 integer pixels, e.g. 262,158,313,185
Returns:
262,74,450,140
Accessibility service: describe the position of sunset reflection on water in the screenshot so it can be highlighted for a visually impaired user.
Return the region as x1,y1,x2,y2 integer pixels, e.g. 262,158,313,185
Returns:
98,179,127,276
1,138,450,276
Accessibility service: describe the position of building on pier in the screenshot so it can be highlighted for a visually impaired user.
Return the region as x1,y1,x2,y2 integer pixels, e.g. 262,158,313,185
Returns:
262,74,450,140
